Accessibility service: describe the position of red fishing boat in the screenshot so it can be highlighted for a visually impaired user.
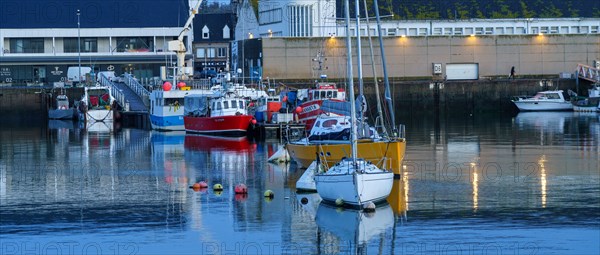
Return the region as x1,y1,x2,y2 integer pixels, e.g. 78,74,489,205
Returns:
183,92,254,136
297,82,346,130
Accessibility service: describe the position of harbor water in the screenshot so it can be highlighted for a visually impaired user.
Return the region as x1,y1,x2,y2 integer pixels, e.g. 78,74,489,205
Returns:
0,111,599,255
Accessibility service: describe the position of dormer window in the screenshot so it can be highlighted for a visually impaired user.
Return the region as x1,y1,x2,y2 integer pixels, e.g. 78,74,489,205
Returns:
223,25,230,39
202,25,210,39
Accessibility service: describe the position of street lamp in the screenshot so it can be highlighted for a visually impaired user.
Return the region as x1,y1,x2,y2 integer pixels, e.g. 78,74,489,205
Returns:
77,9,81,87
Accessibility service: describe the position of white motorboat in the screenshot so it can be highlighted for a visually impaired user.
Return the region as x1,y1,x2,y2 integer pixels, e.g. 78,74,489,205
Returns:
511,90,573,111
314,1,394,208
48,94,76,120
571,83,600,112
77,85,116,129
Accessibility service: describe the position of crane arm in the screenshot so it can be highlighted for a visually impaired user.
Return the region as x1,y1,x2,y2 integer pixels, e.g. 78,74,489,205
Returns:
178,0,203,42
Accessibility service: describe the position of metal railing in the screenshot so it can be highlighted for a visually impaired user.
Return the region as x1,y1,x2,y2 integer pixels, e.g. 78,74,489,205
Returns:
99,73,128,111
123,73,150,107
576,63,600,83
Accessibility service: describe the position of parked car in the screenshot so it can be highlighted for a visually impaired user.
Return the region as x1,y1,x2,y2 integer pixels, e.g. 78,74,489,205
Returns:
194,70,217,79
211,72,230,84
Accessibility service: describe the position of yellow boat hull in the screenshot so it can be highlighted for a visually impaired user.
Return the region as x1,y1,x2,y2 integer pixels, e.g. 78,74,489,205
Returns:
286,138,406,175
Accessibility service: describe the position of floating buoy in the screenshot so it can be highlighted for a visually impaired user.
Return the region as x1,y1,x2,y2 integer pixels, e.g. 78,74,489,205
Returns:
235,184,248,194
191,183,201,189
213,183,223,191
264,190,274,198
335,198,344,206
363,202,376,212
197,181,208,188
214,191,223,196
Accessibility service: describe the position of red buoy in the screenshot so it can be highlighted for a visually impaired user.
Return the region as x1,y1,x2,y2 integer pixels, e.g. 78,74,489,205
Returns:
162,82,172,91
295,106,302,114
234,184,248,194
177,81,186,89
282,95,288,102
198,181,208,188
251,119,257,125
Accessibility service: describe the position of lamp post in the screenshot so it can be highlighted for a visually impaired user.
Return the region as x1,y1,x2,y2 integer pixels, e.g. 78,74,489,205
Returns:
77,9,81,87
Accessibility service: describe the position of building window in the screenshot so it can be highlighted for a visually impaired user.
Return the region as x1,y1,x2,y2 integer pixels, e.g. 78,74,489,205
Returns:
9,38,44,53
259,8,283,25
64,38,98,53
217,47,227,58
223,25,230,39
288,5,312,37
116,37,153,52
202,25,210,39
196,48,205,58
207,48,215,58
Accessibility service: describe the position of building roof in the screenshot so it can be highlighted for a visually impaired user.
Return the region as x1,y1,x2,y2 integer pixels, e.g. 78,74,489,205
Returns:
0,0,190,29
192,13,236,42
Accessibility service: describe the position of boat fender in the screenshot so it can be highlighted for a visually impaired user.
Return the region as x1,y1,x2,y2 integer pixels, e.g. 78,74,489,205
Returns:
335,198,344,206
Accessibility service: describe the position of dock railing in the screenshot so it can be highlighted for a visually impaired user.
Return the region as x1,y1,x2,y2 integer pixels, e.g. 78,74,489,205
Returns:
99,73,127,111
123,73,150,107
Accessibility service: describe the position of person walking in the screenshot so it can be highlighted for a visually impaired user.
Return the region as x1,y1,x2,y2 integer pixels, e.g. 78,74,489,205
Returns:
509,66,516,79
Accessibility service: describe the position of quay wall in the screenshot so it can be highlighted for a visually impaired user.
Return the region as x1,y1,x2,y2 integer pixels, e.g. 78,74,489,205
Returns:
0,87,83,121
260,34,600,79
0,78,580,123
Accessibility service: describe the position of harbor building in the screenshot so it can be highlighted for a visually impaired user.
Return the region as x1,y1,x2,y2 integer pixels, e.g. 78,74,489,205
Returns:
231,0,599,80
0,0,192,86
192,13,237,74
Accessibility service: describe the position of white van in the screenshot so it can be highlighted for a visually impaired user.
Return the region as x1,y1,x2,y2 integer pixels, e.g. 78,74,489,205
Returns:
67,66,92,85
97,71,117,83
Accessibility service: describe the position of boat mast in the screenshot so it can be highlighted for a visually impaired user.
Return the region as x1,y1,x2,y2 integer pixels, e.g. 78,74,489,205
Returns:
354,0,365,137
362,0,387,137
373,0,396,134
344,0,358,162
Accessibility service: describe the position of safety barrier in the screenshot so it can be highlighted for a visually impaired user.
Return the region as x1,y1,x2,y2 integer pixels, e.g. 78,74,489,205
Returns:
123,73,150,107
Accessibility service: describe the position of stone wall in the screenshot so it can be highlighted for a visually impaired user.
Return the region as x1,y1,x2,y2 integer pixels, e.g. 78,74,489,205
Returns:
261,34,600,79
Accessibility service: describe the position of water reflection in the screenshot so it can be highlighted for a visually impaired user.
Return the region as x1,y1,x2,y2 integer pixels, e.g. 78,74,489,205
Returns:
539,155,547,208
387,179,408,220
315,203,394,254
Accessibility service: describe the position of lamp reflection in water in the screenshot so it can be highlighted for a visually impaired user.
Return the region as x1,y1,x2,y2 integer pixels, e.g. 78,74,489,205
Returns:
471,162,478,211
539,155,547,208
387,165,409,221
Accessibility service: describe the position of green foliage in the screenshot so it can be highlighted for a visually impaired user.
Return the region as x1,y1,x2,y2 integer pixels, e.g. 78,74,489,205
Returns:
360,0,599,19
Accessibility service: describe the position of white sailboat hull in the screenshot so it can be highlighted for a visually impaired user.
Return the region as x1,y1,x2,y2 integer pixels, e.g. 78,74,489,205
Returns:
315,160,393,206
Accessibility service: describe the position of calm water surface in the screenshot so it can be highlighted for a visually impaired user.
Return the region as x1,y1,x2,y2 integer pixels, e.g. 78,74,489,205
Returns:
1,112,599,255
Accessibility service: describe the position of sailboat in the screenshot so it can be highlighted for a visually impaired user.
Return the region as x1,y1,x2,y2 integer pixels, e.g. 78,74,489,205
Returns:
314,0,393,207
287,0,406,176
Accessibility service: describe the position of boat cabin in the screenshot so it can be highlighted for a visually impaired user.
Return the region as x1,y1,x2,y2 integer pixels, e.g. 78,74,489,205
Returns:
86,87,112,110
307,83,346,101
55,94,70,109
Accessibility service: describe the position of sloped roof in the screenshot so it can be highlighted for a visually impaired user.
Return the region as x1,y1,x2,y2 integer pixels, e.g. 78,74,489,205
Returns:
192,13,236,42
0,0,189,28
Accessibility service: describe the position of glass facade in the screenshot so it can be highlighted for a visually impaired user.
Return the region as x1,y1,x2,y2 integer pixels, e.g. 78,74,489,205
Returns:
64,38,98,53
9,38,44,53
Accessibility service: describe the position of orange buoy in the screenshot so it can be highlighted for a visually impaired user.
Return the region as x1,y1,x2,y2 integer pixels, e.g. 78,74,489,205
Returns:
234,184,248,194
192,183,201,189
